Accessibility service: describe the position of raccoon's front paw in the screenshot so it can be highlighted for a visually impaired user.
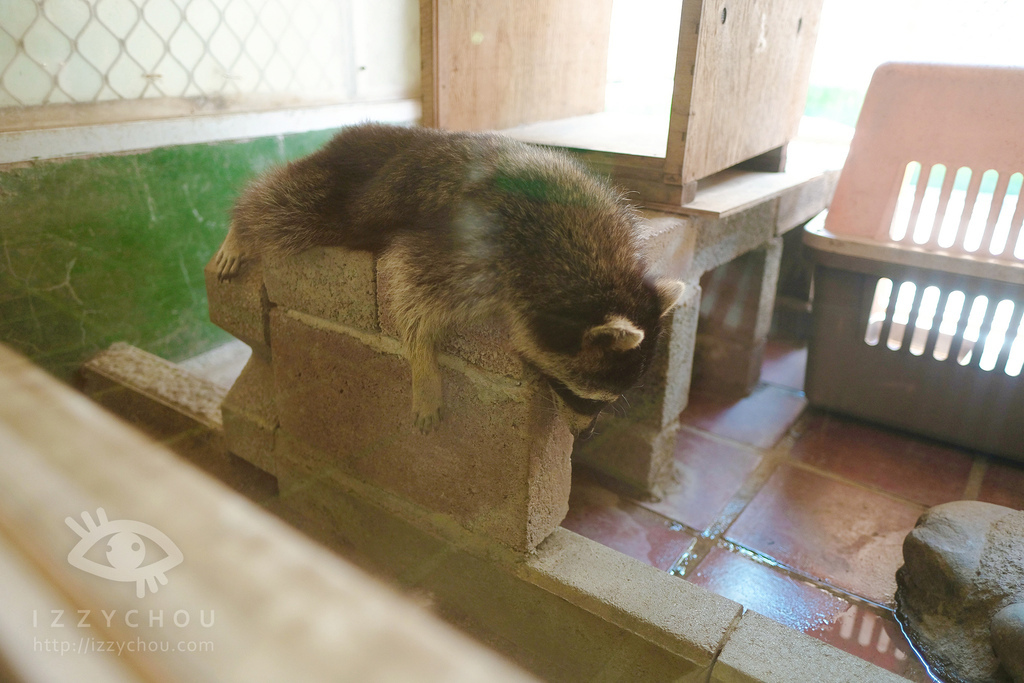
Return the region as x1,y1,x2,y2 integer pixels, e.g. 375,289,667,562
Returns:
215,244,243,282
413,405,443,433
214,229,244,282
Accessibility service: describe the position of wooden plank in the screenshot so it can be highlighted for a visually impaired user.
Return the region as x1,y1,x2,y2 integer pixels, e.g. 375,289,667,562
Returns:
0,529,148,683
571,150,694,205
776,170,840,234
419,0,439,127
662,0,707,184
0,345,537,683
681,0,822,183
677,166,835,220
428,0,613,131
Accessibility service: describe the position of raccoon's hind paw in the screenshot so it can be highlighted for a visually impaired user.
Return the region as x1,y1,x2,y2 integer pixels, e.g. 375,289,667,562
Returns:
410,344,444,433
413,405,443,433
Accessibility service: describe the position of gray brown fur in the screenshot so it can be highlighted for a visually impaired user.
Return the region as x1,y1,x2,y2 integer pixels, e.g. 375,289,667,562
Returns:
217,123,683,431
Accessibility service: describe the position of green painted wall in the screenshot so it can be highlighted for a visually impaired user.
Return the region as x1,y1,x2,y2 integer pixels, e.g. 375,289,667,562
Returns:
0,128,339,381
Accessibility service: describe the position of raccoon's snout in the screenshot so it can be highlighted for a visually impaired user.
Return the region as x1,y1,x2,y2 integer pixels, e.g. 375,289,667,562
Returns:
576,416,600,441
562,409,603,440
547,376,610,416
547,375,612,437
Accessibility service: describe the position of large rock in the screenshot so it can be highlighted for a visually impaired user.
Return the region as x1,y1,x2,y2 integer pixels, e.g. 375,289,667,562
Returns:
896,501,1024,683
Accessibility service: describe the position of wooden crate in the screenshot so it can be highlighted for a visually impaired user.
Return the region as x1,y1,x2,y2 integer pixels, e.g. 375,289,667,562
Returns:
420,0,823,206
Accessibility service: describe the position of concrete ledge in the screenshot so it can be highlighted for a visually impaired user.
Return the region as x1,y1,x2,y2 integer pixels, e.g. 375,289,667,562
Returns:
272,464,716,682
0,99,420,163
271,460,909,683
711,611,908,683
521,527,742,667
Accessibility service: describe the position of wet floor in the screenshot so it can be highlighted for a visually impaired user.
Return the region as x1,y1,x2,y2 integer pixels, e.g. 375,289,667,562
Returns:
562,338,1024,682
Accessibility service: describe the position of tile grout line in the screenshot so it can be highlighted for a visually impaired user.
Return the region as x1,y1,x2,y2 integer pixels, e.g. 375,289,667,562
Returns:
677,422,771,456
668,406,913,609
714,537,898,613
701,425,803,539
670,404,811,570
759,380,807,398
669,536,715,578
781,408,975,510
667,423,802,577
784,459,931,511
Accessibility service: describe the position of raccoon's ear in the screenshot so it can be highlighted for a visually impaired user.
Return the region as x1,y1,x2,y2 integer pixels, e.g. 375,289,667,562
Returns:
584,316,645,352
654,279,686,317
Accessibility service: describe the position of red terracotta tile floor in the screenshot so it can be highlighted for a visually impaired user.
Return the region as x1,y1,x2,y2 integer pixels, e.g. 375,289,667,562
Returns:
562,338,1024,682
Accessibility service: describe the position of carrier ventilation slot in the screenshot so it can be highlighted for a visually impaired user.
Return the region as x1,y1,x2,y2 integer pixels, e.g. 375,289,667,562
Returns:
888,162,1024,258
864,278,1024,376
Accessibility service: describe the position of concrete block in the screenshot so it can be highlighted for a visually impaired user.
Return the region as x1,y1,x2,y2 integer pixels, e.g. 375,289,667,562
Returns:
269,309,572,551
165,427,279,506
689,202,779,279
204,255,270,358
522,527,742,669
637,212,697,282
640,284,702,430
573,284,700,495
263,247,378,332
221,352,278,476
376,252,526,379
711,610,907,683
574,421,682,499
694,238,783,397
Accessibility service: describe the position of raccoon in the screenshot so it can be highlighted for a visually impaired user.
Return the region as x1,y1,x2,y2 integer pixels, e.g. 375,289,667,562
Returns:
216,123,684,433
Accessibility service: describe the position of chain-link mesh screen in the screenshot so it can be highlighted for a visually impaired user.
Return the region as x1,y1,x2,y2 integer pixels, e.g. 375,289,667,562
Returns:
0,0,351,108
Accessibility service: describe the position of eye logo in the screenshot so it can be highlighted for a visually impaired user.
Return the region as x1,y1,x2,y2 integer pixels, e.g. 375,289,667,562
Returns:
66,508,183,598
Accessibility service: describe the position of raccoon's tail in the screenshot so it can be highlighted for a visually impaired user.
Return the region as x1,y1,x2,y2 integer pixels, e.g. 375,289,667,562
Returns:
230,123,422,257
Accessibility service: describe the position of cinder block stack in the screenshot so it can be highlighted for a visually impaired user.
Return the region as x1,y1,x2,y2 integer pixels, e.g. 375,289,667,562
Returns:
206,247,574,552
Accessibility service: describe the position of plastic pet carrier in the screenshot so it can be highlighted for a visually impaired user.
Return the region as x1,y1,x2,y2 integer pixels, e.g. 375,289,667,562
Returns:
803,63,1024,461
